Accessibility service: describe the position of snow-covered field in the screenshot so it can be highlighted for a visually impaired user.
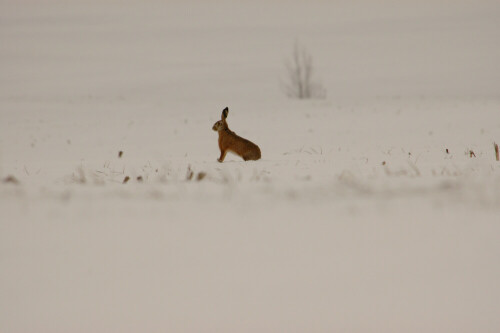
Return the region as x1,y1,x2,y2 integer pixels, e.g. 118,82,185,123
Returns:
1,1,500,332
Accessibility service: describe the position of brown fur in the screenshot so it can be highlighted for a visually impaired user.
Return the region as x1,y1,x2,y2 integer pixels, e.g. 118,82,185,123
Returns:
212,107,261,162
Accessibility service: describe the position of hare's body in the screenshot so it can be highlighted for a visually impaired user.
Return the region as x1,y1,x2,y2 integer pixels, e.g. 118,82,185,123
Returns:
212,107,261,162
217,128,261,161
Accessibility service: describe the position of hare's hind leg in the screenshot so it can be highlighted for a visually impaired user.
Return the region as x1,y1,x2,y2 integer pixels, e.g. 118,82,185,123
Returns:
217,149,227,163
243,150,261,161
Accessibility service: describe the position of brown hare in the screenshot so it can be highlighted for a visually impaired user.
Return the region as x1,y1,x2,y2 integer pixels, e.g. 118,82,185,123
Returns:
212,107,261,162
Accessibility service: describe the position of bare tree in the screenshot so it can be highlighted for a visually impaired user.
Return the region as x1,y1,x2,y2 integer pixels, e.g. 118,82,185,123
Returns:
283,41,326,99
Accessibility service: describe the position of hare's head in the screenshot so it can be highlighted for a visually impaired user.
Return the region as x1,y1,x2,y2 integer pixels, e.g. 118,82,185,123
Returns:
212,107,229,132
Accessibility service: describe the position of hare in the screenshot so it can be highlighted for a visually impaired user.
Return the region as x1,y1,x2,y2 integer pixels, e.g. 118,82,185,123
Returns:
212,107,261,162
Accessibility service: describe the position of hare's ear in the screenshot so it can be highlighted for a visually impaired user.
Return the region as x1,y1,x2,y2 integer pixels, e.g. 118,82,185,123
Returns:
222,107,229,120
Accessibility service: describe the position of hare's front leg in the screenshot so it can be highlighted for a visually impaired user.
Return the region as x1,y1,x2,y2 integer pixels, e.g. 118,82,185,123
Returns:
217,149,227,163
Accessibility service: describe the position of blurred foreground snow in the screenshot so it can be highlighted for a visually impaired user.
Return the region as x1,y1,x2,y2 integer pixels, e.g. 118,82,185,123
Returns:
1,1,500,332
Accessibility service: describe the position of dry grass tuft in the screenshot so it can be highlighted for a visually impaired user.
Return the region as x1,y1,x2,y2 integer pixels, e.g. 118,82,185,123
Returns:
72,167,87,184
186,165,193,181
196,172,207,181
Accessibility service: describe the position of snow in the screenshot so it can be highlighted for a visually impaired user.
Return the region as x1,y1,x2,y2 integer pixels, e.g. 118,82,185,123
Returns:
1,1,500,332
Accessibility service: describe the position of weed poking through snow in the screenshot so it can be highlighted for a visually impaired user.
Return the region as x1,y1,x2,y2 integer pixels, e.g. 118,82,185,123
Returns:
2,175,19,185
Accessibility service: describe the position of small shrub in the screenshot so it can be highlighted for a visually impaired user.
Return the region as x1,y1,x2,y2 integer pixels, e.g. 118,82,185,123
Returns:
283,41,326,99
